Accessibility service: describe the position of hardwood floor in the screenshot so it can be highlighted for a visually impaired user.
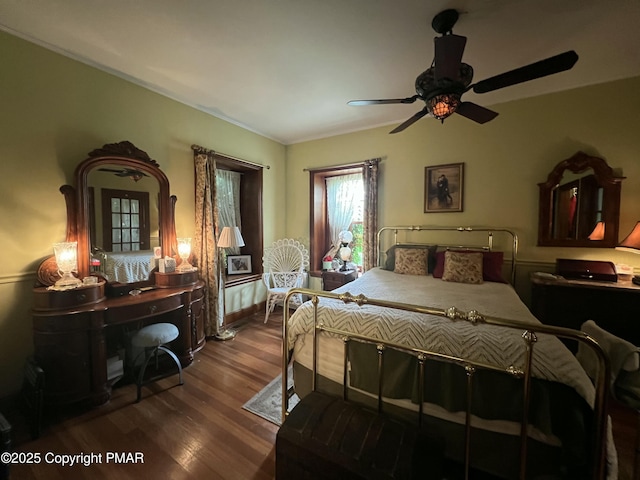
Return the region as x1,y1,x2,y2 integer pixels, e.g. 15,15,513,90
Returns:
4,309,639,479
610,398,638,480
6,312,283,480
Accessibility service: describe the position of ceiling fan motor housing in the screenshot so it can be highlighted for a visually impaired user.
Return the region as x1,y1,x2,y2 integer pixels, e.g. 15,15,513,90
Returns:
415,64,473,99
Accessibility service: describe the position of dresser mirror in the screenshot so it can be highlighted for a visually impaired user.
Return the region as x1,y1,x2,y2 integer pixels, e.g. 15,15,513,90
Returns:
75,141,176,284
537,151,624,247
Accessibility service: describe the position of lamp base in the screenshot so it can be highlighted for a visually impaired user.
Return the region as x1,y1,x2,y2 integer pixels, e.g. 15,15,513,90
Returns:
213,328,237,341
52,272,83,290
177,262,196,273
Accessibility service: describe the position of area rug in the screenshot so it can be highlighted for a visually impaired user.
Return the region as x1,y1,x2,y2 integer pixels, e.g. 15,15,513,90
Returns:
242,366,299,426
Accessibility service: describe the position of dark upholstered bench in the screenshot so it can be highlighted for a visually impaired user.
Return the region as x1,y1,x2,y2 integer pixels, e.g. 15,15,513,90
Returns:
276,391,442,479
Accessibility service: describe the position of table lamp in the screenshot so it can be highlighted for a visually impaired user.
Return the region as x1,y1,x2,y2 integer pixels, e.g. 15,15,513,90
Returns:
216,226,245,340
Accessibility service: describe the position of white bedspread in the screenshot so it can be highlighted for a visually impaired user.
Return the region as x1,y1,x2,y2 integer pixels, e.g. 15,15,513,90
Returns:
104,250,154,283
288,267,595,406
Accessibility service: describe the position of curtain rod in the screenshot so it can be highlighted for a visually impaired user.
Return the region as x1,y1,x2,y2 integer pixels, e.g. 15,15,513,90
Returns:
191,144,270,169
303,156,383,172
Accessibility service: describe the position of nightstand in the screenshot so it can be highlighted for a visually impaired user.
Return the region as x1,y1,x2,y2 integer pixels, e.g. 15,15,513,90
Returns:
322,270,357,291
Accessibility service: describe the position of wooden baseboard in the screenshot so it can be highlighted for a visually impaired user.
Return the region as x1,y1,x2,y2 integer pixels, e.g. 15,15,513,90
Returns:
226,301,266,325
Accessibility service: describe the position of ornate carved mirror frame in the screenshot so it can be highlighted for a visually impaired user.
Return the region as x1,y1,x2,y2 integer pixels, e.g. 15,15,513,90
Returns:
537,151,625,248
37,141,177,286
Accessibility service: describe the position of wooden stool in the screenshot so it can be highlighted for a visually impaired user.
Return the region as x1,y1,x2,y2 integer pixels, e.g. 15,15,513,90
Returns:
132,323,183,402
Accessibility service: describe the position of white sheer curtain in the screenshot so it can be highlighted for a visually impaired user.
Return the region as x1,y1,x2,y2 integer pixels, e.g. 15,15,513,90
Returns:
215,170,242,254
326,173,362,249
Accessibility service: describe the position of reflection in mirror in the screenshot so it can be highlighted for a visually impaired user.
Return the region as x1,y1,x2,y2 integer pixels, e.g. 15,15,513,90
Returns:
552,169,603,241
87,165,160,252
87,164,161,283
538,151,624,248
73,141,175,285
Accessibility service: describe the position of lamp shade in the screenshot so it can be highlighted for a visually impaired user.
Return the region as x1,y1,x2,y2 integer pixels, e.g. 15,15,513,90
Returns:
339,230,353,244
176,237,195,272
177,238,192,257
53,241,82,288
218,226,245,248
588,221,605,241
616,221,640,253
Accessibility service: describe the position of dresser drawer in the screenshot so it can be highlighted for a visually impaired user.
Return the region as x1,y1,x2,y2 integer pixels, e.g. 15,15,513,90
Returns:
33,283,106,311
34,311,98,333
105,294,183,324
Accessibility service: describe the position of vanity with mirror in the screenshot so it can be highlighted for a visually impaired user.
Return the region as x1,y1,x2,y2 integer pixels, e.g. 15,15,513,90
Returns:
537,151,624,248
32,141,206,407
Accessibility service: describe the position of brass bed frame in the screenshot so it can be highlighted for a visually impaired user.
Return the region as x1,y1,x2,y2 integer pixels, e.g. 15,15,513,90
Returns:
282,289,610,479
280,226,610,479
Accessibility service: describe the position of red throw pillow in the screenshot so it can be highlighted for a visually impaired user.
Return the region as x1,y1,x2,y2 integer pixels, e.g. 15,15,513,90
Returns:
433,250,506,283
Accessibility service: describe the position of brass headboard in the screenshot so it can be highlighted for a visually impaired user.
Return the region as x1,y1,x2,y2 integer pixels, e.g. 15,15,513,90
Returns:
377,225,518,285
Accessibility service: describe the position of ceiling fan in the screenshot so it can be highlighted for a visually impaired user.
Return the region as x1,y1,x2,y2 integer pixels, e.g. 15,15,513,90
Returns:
348,9,578,134
98,167,148,182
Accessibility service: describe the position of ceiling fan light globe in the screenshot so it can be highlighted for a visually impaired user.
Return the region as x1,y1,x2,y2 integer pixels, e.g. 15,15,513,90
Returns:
427,93,460,120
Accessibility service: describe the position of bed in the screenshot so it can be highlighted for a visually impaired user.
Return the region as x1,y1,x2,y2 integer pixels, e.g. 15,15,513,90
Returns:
280,226,615,479
102,250,155,283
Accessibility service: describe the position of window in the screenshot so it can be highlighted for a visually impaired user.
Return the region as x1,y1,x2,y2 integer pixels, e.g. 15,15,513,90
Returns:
310,166,364,272
325,173,364,269
214,154,263,285
216,169,243,254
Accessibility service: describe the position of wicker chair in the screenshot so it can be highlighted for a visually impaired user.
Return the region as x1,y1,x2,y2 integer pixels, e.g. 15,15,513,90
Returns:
262,239,309,324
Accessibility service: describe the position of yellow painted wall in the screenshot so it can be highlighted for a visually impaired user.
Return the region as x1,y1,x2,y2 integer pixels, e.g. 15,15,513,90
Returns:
2,24,640,398
286,77,640,272
0,31,286,395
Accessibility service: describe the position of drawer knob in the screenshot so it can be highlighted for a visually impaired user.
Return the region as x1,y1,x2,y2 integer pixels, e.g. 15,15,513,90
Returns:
76,294,87,302
149,305,158,314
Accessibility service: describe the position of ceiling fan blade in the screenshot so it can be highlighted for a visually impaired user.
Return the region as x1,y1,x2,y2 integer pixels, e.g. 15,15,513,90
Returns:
389,107,430,134
455,102,499,124
434,34,467,81
348,95,419,106
472,50,578,94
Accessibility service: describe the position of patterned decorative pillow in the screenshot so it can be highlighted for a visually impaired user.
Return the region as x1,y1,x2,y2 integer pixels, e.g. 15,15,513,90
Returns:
385,244,438,273
441,251,484,284
393,247,429,275
433,250,506,283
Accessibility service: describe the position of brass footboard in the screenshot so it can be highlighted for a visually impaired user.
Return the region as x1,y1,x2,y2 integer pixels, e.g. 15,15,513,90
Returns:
282,288,610,480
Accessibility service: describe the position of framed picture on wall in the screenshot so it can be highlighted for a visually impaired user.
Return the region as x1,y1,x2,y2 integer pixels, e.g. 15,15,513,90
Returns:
424,162,464,213
227,255,252,275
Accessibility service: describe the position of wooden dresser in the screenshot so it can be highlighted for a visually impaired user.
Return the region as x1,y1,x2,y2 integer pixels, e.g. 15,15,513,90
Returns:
322,270,357,291
32,279,205,407
530,273,640,347
32,141,208,409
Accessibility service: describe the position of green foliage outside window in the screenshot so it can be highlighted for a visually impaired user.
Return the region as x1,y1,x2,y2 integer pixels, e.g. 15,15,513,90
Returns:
350,222,364,267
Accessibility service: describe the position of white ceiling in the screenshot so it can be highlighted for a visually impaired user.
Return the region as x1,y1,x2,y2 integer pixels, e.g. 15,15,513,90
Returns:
2,0,640,145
